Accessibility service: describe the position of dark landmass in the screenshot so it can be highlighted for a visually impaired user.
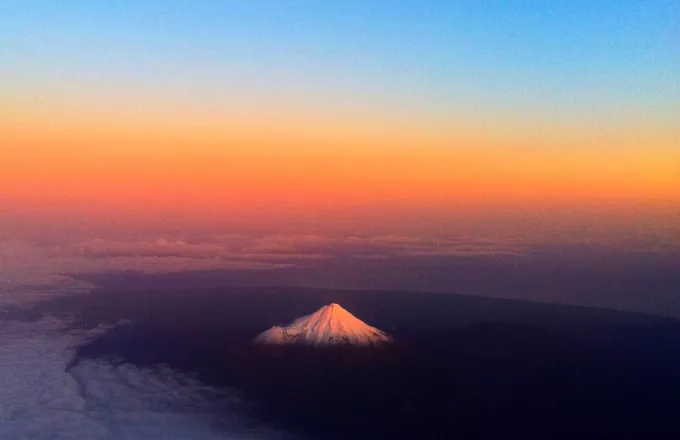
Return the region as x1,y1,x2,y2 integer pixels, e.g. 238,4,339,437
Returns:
19,282,680,439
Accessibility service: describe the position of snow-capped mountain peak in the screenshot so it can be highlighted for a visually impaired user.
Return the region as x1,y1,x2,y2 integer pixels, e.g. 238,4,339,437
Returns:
254,303,392,347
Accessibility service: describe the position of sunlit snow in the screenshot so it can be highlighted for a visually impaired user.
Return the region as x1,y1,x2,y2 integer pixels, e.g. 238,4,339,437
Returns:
254,303,392,346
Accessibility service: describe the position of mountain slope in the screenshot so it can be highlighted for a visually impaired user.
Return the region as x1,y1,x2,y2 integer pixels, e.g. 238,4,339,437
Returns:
254,303,392,347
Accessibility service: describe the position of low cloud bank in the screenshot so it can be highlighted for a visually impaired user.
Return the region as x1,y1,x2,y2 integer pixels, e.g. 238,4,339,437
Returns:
0,317,288,440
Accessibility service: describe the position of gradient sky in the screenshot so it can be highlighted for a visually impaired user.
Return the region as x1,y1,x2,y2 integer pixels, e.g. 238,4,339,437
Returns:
1,1,679,237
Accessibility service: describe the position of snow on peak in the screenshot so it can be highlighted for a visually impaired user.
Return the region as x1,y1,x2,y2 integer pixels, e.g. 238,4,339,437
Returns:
254,303,392,347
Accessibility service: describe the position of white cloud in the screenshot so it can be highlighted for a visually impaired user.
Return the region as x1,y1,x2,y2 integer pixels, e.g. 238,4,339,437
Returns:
0,318,289,440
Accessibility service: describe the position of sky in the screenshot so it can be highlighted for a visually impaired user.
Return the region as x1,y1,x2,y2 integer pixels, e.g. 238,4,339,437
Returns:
1,2,679,311
2,1,679,223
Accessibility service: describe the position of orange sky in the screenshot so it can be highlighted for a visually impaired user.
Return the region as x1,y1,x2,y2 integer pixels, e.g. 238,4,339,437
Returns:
2,109,679,220
2,0,679,244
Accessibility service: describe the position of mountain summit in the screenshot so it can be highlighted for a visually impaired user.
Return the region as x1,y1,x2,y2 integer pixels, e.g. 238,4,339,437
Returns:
254,303,392,347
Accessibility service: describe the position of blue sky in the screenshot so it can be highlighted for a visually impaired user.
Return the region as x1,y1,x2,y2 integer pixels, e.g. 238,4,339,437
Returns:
2,0,678,121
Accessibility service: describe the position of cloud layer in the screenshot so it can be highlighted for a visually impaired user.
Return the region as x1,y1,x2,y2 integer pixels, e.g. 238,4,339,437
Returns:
0,318,287,440
2,227,678,311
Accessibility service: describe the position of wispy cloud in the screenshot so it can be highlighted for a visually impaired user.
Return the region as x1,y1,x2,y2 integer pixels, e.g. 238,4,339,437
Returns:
0,232,527,300
11,227,679,305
